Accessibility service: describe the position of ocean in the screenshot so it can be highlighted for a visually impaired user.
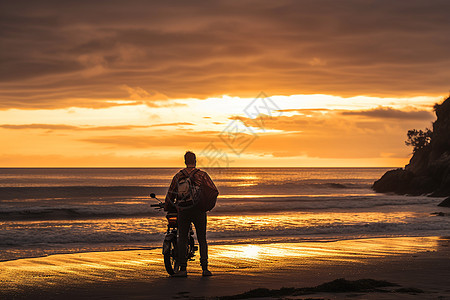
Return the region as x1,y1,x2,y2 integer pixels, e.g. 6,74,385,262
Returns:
1,168,449,261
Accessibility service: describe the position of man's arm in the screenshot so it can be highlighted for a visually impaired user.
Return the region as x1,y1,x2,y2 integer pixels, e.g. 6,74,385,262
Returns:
164,175,178,211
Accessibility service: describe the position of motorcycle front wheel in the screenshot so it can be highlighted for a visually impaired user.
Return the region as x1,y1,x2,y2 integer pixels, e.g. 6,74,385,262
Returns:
163,239,179,275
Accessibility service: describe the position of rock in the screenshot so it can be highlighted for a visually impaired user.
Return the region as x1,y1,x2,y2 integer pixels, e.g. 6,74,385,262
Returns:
405,147,430,174
372,169,414,194
431,212,447,216
437,197,450,207
395,287,424,294
373,96,450,199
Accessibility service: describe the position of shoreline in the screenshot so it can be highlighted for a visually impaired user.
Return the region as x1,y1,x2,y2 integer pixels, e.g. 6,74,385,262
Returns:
1,236,449,299
2,232,449,263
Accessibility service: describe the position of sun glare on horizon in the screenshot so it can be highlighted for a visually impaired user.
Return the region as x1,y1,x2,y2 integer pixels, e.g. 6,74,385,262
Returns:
0,93,442,167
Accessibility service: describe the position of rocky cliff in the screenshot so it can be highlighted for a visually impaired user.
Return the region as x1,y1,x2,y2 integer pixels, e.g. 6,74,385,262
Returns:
372,96,450,201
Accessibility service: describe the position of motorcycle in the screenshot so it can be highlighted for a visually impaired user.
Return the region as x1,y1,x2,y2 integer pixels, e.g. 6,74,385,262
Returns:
150,193,197,275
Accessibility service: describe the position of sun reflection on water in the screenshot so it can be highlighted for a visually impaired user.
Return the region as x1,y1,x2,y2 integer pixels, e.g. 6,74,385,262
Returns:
240,245,261,259
214,237,441,263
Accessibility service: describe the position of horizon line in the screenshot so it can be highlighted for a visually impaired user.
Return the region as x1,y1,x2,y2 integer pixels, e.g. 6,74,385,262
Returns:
0,166,399,169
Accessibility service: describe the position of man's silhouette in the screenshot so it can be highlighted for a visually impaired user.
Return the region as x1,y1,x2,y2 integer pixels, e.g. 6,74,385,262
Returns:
165,151,218,277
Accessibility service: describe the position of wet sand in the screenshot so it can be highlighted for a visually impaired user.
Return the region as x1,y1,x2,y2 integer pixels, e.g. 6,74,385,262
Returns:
1,237,449,299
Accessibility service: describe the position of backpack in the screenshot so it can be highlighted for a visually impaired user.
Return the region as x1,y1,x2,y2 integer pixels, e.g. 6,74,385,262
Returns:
198,183,218,212
176,169,201,209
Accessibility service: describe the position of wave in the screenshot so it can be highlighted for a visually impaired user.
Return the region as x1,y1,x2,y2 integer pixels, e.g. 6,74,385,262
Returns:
219,182,371,190
0,182,371,201
0,207,159,221
214,196,439,215
0,227,163,247
0,186,167,200
1,217,448,248
0,195,441,221
259,182,367,189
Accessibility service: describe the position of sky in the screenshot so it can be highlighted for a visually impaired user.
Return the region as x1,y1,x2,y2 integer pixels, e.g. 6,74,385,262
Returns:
1,0,449,167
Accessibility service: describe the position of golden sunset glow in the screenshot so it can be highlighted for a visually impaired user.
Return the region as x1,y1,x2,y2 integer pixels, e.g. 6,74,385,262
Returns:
1,1,449,167
0,94,441,167
2,2,450,298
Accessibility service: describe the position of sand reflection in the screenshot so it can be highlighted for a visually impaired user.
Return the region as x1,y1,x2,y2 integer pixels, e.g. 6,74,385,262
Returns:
214,237,440,263
0,237,445,297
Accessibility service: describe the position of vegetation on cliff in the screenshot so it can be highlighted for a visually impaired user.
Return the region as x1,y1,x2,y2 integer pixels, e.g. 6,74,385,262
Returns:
372,96,450,202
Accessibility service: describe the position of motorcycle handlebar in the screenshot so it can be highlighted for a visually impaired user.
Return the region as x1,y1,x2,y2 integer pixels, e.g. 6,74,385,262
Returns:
150,203,164,208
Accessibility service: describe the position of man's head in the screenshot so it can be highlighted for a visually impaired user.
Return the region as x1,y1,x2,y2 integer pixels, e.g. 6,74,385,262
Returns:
184,151,196,167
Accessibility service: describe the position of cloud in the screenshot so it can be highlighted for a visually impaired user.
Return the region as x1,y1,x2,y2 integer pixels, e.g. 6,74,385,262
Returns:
233,106,434,133
341,106,434,120
119,85,170,105
1,0,449,109
275,108,331,113
150,122,194,127
64,104,432,160
224,105,435,158
0,153,179,167
308,58,327,66
0,124,79,130
0,122,193,130
81,133,214,148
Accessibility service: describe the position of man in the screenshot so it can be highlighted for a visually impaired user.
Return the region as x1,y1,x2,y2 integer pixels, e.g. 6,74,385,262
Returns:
165,151,218,277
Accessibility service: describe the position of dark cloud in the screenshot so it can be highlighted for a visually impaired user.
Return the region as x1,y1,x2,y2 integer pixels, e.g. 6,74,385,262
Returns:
276,108,331,113
1,0,449,109
341,107,434,120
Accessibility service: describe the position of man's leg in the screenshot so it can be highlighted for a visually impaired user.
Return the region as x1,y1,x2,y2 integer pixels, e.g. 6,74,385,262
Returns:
176,210,191,275
192,209,210,275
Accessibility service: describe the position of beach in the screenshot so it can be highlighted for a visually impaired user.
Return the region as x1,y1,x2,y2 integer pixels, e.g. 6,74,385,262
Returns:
1,236,449,299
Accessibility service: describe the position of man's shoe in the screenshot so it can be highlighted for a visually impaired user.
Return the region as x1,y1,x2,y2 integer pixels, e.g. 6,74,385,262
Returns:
171,270,187,277
202,269,212,277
